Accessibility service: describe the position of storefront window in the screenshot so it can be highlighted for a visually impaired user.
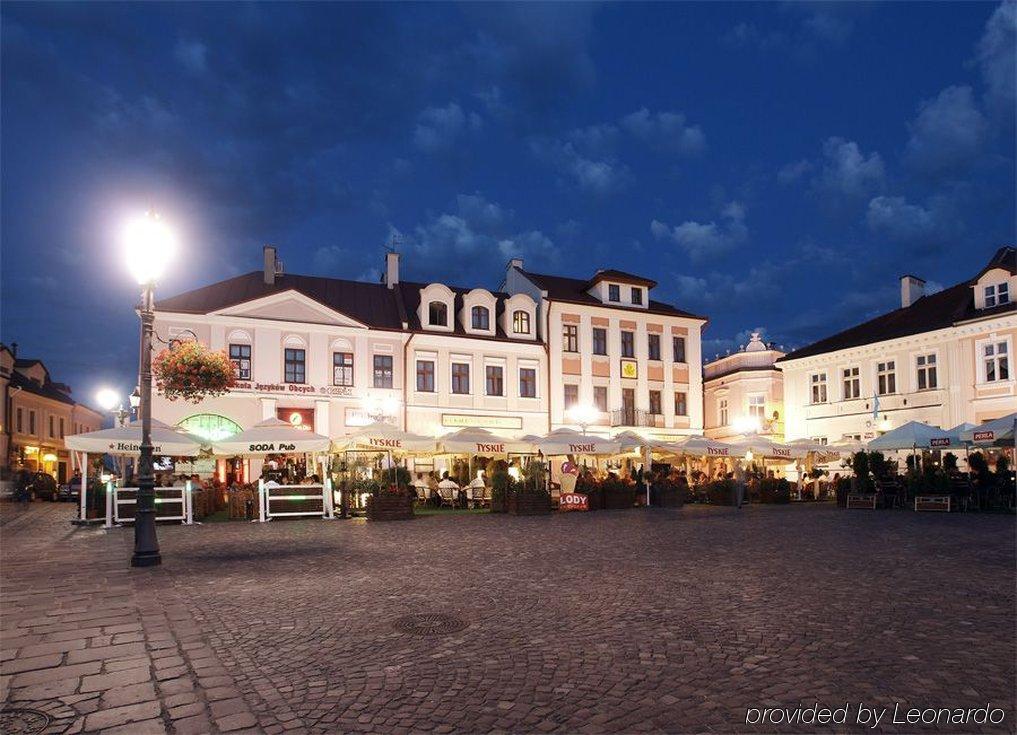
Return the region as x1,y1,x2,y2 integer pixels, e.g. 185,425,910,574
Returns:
333,352,354,386
284,348,306,384
373,355,393,389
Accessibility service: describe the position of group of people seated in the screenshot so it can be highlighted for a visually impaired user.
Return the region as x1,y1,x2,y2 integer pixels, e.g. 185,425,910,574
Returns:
409,471,488,508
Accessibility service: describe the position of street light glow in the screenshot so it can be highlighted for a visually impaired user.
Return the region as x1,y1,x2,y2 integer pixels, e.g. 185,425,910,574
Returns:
123,211,176,285
733,415,762,435
95,388,119,411
567,403,599,427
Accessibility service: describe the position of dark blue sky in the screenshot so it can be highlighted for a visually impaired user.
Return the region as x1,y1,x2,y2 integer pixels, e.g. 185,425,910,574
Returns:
2,1,1014,407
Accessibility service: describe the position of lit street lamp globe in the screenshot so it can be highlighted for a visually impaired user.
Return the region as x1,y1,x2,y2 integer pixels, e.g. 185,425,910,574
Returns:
95,388,119,412
123,211,176,285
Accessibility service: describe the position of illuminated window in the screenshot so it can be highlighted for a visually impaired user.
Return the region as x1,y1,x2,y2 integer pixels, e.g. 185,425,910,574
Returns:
177,414,242,442
563,324,579,352
284,349,305,384
982,341,1009,383
876,361,896,395
333,352,354,387
229,343,252,380
719,399,729,426
594,386,608,412
748,395,765,419
564,384,579,409
513,310,530,334
842,367,860,400
373,355,393,389
810,373,827,403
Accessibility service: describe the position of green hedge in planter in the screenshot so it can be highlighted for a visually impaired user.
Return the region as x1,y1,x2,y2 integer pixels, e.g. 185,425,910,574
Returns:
758,478,791,504
706,479,737,505
507,488,552,515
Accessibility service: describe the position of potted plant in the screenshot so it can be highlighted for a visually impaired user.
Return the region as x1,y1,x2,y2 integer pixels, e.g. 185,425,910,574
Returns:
706,479,737,505
758,477,791,504
489,461,511,513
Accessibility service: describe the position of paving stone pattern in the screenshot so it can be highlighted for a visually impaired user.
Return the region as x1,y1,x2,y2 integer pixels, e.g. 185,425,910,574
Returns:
1,502,1014,734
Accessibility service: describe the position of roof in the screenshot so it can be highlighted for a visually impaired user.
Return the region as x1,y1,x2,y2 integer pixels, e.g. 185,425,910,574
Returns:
588,269,657,289
10,370,75,405
517,268,706,321
779,246,1017,363
397,281,541,343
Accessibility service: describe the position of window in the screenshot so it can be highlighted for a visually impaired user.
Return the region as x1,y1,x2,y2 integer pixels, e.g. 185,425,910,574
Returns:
594,386,608,412
748,395,765,419
486,365,504,396
631,287,642,305
809,373,828,404
648,334,661,360
916,354,937,390
59,418,64,439
983,341,1010,382
373,355,393,388
284,348,306,384
333,352,354,387
29,410,36,435
648,390,662,416
416,360,435,393
564,384,579,409
428,301,448,326
674,391,687,416
608,284,620,302
563,324,579,352
472,305,490,331
451,362,470,394
719,399,728,426
16,408,23,433
513,310,530,334
519,367,536,398
49,416,54,438
673,336,686,363
842,367,860,399
876,361,896,395
621,331,635,358
229,343,252,380
985,283,1010,308
592,328,607,355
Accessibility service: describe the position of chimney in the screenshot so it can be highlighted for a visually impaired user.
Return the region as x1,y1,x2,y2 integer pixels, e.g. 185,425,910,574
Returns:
508,258,524,270
384,251,400,288
263,245,280,285
900,274,925,308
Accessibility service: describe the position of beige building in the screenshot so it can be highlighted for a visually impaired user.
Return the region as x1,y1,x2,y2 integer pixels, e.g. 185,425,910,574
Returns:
703,332,785,441
1,343,103,482
778,246,1017,444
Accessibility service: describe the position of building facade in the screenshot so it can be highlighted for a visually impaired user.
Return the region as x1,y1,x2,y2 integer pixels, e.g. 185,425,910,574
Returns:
0,343,103,482
149,247,706,473
778,247,1017,444
703,332,785,441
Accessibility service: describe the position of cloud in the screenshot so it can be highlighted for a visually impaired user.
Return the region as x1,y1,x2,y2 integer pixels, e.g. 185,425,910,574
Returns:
976,1,1016,116
777,158,813,184
620,108,706,155
174,38,207,74
651,201,748,260
312,245,348,273
412,102,482,153
529,138,629,195
904,86,988,176
566,123,620,156
817,137,885,197
723,22,787,50
864,195,960,247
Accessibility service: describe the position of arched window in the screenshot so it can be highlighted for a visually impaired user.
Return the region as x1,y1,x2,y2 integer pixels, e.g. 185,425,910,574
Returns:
428,301,448,327
177,414,243,442
513,310,530,334
471,305,490,330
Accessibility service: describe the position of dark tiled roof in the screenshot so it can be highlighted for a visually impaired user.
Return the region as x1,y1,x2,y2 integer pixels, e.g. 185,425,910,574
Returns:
155,271,404,330
10,371,75,405
518,268,706,321
588,269,657,288
778,246,1017,363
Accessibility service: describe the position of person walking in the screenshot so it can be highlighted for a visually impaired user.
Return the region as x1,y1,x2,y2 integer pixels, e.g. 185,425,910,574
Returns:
732,461,746,509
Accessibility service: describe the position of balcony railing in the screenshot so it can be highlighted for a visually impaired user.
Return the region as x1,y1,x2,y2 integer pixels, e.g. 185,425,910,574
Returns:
609,409,662,428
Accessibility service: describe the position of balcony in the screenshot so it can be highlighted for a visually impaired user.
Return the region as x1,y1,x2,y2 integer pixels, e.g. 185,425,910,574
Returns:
610,409,662,428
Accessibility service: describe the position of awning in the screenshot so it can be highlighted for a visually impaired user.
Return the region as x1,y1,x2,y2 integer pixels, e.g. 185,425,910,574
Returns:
65,419,204,457
212,417,330,456
728,434,807,460
660,436,741,458
437,427,534,456
867,421,958,451
532,428,624,456
333,422,436,454
960,413,1017,446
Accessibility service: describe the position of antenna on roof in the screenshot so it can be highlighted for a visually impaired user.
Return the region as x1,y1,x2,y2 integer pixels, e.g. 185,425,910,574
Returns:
385,232,403,254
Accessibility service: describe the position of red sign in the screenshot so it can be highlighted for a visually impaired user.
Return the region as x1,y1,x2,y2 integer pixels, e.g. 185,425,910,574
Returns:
973,430,995,442
559,492,589,511
930,437,951,448
277,407,315,431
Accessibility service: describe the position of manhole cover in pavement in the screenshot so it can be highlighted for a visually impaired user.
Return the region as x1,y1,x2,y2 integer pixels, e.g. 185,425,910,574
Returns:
0,708,51,734
393,613,469,636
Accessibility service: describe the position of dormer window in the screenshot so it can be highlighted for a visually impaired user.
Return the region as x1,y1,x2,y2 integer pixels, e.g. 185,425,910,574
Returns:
631,287,642,305
471,306,490,331
608,284,620,302
985,283,1010,308
513,310,530,334
428,301,448,326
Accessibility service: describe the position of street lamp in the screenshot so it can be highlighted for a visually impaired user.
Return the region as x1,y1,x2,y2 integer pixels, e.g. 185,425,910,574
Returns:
567,403,599,435
123,211,176,568
129,387,141,417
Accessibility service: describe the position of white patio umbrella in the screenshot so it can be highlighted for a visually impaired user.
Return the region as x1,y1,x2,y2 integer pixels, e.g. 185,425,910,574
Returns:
532,428,624,456
728,434,806,461
960,413,1017,447
212,417,330,456
664,435,740,458
867,421,954,451
333,422,436,454
437,427,534,456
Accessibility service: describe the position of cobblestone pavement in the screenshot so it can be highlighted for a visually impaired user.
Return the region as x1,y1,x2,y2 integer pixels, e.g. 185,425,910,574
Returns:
2,502,1014,734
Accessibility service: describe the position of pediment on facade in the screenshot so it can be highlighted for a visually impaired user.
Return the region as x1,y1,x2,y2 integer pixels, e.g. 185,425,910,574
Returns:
214,290,367,328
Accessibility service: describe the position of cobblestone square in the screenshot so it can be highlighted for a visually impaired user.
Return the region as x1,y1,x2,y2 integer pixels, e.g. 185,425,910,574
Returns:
2,503,1014,734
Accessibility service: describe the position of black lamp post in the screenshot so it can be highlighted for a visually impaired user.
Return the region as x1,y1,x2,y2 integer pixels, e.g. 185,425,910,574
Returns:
124,211,175,568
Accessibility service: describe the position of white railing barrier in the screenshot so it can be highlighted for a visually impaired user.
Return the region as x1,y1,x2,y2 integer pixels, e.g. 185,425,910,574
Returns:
112,485,189,524
259,483,330,521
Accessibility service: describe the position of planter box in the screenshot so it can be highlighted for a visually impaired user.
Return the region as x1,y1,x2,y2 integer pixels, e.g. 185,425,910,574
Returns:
650,486,682,508
602,489,638,510
490,496,506,513
915,495,951,512
507,492,552,515
846,493,877,510
366,494,414,521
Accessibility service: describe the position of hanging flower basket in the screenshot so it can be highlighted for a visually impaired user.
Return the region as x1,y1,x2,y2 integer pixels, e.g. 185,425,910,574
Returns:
153,341,237,403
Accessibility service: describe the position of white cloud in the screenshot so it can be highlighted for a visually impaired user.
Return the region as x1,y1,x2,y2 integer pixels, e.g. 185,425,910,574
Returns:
777,158,814,184
651,201,748,261
864,195,959,246
529,138,628,195
413,102,482,153
174,38,207,74
976,1,1016,115
312,245,347,273
620,108,706,155
817,137,885,197
904,85,988,175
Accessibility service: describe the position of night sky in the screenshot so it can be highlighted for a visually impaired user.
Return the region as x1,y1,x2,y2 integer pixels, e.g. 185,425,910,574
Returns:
2,2,1014,409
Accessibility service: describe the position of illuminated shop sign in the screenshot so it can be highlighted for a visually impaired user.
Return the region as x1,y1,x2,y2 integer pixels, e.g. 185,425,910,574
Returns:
441,414,523,430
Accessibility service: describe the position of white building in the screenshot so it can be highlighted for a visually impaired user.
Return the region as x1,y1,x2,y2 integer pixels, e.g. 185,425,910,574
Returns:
778,246,1017,444
150,247,706,477
703,332,785,441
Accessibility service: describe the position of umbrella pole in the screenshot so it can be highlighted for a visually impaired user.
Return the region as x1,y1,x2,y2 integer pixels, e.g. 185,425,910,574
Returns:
80,452,88,522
